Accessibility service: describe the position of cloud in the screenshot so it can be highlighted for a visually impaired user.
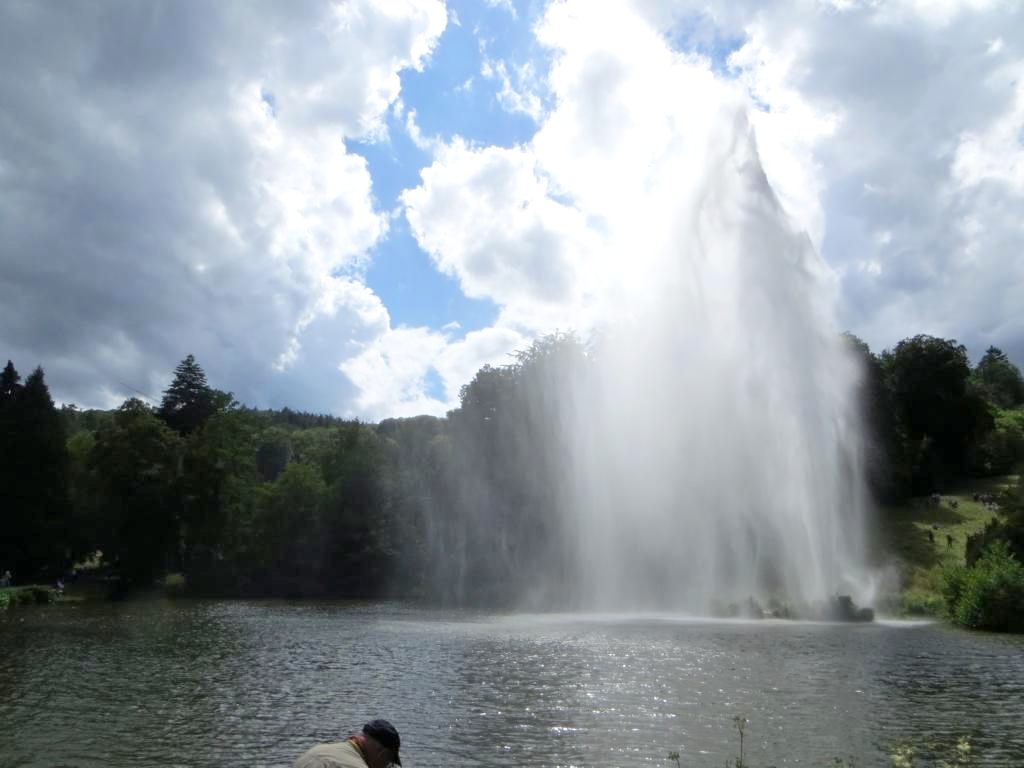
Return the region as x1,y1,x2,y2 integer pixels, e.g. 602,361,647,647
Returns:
951,62,1024,194
484,0,518,19
402,139,598,314
726,26,838,252
400,0,808,340
340,324,527,419
386,0,1024,421
339,325,450,418
401,106,441,153
3,0,1022,421
0,0,446,411
556,0,1024,363
713,0,1024,361
481,58,546,120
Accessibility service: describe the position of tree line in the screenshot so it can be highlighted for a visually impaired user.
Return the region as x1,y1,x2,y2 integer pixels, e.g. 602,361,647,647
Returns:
2,333,1023,610
847,335,1024,500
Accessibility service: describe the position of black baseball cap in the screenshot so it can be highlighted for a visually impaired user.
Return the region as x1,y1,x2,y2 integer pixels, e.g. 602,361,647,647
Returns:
363,719,402,765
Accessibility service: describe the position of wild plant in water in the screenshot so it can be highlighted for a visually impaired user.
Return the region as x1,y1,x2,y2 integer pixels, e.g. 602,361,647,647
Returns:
890,744,914,768
942,736,972,767
890,736,973,768
732,715,747,767
667,719,970,767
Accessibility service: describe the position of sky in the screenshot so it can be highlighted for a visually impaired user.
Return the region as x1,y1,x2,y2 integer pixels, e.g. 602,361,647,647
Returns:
1,0,1022,420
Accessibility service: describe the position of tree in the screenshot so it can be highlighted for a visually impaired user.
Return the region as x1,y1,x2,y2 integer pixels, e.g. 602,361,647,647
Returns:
432,333,589,606
0,361,21,514
843,334,907,501
90,398,184,588
318,423,395,597
0,365,74,580
66,429,98,556
17,368,74,573
246,461,328,596
1,360,20,400
178,408,261,592
255,426,292,483
973,346,1024,408
158,354,218,435
0,360,20,577
965,477,1024,566
882,335,993,485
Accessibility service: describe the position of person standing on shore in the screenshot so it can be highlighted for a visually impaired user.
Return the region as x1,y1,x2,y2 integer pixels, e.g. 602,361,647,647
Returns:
294,719,402,768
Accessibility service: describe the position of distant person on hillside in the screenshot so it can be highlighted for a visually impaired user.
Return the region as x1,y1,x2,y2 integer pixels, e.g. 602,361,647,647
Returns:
294,719,402,768
1,570,11,587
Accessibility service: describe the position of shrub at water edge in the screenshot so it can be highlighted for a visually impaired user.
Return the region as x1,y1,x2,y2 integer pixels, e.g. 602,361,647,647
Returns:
0,586,58,609
943,540,1024,632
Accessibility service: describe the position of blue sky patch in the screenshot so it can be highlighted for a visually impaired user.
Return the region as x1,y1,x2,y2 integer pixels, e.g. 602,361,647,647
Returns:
355,0,541,338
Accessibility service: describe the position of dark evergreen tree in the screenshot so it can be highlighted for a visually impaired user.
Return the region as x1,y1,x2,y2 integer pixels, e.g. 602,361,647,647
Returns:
19,368,74,573
0,360,19,579
1,360,20,400
159,354,216,435
0,365,74,580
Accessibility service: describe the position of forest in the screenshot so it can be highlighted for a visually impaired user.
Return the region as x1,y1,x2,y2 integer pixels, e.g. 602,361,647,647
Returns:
2,333,1023,628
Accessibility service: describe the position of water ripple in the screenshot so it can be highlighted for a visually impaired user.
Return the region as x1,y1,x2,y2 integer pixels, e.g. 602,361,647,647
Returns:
1,605,1022,767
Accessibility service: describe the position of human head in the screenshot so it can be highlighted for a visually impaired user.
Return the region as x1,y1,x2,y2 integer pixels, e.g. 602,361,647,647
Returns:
359,719,401,767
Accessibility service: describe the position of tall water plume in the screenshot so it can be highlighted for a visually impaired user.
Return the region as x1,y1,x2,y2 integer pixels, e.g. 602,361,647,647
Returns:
420,100,873,613
550,105,872,612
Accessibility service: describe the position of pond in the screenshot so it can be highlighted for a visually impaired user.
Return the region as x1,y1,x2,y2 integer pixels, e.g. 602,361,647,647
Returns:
1,602,1023,767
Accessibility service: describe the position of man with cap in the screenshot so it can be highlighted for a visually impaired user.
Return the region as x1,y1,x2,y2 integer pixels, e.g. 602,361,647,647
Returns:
293,719,402,768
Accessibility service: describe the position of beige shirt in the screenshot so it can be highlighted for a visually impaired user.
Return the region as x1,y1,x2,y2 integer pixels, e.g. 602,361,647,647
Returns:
294,738,369,768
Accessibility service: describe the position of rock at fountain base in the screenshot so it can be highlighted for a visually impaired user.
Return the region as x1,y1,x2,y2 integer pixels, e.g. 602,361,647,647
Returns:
709,595,874,622
709,596,766,619
828,595,874,622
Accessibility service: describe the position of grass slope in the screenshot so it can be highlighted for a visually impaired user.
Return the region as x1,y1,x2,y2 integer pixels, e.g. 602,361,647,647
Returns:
871,475,1017,616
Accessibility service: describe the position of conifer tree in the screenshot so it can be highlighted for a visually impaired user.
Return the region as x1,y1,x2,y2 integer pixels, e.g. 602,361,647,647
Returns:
0,360,19,578
159,354,216,435
21,368,73,566
1,360,20,400
0,365,74,579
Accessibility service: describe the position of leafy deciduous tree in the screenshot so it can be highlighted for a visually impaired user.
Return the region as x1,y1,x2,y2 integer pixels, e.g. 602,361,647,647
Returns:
882,335,994,487
973,346,1024,409
89,398,184,587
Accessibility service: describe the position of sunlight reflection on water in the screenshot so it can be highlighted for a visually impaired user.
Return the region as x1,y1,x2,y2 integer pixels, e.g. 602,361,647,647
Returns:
1,602,1022,767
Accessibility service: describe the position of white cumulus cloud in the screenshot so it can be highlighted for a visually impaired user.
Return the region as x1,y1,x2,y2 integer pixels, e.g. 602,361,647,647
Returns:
0,0,446,412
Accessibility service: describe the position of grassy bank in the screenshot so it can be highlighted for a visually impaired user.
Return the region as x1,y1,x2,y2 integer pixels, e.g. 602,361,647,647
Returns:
871,475,1017,616
0,585,62,609
1,571,191,609
0,580,108,609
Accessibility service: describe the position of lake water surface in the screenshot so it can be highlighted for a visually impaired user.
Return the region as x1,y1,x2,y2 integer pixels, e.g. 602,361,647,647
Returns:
1,601,1023,767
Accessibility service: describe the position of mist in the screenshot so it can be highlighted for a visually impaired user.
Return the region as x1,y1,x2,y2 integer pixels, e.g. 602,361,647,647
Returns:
423,105,872,614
